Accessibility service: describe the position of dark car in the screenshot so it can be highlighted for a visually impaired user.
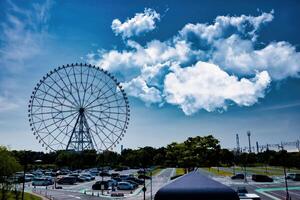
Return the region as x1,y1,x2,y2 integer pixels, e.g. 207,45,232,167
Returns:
125,177,144,185
111,173,120,178
293,174,300,181
92,181,109,190
57,176,76,185
99,171,111,177
237,187,248,195
252,175,273,182
231,173,245,180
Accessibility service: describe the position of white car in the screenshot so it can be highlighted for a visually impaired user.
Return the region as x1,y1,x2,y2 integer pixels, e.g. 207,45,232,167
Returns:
239,193,261,200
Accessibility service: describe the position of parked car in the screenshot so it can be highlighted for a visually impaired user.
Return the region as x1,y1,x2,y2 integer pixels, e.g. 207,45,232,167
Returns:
111,173,120,178
80,173,95,180
293,174,300,181
32,178,52,186
99,171,110,177
112,177,122,182
77,175,88,182
287,173,295,179
92,181,109,190
117,182,134,190
231,173,245,180
239,193,261,200
125,180,138,189
120,175,129,180
43,176,54,184
252,174,273,182
236,187,248,195
57,176,76,185
125,177,144,185
107,179,118,187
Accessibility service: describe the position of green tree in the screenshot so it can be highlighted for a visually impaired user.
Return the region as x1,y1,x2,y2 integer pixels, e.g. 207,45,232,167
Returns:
0,146,21,200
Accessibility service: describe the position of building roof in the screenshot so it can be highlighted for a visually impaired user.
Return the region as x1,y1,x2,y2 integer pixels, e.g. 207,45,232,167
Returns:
155,171,239,200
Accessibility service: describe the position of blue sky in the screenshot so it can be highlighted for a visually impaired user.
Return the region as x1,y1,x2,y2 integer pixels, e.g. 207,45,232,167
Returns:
0,0,300,152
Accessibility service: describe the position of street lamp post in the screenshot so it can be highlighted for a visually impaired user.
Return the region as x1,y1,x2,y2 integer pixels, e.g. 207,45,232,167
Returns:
21,152,28,200
150,170,153,200
279,145,290,200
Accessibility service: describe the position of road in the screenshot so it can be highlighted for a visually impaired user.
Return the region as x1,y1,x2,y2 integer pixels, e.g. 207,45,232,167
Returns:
199,168,300,200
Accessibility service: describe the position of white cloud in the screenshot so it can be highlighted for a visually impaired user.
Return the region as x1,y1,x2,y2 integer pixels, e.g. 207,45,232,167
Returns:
122,77,162,104
0,96,19,112
0,0,52,71
164,62,271,115
87,11,300,115
211,35,300,80
179,11,273,42
111,8,160,39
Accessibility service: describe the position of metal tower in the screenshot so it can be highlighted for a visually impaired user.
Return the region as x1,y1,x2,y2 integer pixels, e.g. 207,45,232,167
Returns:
247,131,251,153
236,134,240,154
66,107,94,151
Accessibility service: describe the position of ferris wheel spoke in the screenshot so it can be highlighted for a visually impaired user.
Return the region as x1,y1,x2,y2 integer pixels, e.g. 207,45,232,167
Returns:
62,66,83,105
47,73,80,107
84,114,109,145
99,110,127,124
31,104,63,112
32,110,76,116
82,67,91,105
58,67,81,106
81,66,91,107
71,66,82,106
35,111,78,132
88,109,127,116
85,96,124,110
40,79,77,108
89,129,100,151
34,96,75,109
48,113,79,146
89,127,107,150
87,115,116,145
84,79,114,108
34,92,75,110
88,112,123,132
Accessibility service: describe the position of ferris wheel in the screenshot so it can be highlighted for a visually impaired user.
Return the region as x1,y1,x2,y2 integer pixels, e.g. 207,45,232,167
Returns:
28,63,130,152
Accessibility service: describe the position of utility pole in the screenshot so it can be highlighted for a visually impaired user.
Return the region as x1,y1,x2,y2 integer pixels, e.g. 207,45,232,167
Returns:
247,131,251,153
236,134,240,154
279,144,290,200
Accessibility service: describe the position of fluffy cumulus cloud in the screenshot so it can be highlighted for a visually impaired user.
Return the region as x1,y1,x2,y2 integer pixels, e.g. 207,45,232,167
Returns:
87,10,300,115
164,62,271,115
111,8,160,39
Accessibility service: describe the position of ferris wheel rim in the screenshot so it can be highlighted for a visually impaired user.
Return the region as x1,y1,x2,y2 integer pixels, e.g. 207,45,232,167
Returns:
28,63,130,152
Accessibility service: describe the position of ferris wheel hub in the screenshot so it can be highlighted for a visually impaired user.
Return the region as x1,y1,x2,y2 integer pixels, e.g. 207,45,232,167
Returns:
79,107,85,114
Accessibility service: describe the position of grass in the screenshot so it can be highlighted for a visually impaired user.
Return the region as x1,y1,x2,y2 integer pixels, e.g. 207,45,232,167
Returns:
151,168,162,176
0,191,42,200
202,167,233,176
175,168,186,176
231,166,300,176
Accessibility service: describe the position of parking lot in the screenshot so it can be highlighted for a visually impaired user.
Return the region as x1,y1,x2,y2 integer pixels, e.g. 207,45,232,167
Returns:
23,168,175,200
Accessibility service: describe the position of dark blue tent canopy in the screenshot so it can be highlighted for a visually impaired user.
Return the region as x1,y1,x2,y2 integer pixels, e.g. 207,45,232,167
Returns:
155,171,239,200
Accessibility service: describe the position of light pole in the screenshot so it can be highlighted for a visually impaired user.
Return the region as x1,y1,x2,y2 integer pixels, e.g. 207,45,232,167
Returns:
279,145,290,200
150,170,153,200
21,152,28,200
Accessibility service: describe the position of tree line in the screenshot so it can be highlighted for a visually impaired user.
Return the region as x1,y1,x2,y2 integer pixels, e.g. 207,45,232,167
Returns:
3,135,299,170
